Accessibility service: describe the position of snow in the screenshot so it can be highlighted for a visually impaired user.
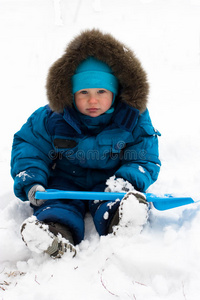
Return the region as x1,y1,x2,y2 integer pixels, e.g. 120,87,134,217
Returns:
138,166,145,173
16,171,33,182
1,0,200,299
103,211,109,220
105,176,135,192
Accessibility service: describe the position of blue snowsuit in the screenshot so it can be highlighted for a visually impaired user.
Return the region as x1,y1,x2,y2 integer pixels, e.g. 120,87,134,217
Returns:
11,102,160,244
11,29,161,244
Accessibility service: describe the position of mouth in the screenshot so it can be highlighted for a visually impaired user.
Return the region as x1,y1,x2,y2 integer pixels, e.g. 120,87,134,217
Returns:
87,108,99,113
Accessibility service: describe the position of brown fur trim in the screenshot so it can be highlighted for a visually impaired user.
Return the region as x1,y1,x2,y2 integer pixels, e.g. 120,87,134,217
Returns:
46,29,149,113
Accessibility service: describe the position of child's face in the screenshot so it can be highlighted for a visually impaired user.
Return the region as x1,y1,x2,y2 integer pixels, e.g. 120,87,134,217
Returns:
74,88,113,117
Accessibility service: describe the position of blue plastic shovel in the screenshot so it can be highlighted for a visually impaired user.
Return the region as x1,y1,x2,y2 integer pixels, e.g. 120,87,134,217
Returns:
35,189,199,211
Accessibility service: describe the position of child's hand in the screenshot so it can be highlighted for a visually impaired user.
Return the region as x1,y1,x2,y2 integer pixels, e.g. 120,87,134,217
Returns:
105,176,134,193
28,185,46,206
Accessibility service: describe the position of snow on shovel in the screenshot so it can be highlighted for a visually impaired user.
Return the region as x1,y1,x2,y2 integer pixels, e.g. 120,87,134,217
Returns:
35,189,199,211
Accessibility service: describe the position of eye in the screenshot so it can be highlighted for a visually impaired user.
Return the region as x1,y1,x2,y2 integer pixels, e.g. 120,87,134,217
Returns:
80,90,88,95
97,89,106,94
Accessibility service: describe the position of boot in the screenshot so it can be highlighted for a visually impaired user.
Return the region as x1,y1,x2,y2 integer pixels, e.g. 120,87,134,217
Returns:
45,222,76,258
21,216,76,258
108,191,148,234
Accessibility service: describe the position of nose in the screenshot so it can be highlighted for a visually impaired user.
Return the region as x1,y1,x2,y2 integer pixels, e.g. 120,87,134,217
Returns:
88,94,98,104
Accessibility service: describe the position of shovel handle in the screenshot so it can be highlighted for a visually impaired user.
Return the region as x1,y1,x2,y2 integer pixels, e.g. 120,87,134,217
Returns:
35,189,198,211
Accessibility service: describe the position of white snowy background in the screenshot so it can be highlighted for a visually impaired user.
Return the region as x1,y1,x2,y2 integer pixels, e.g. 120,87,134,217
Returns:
0,0,200,299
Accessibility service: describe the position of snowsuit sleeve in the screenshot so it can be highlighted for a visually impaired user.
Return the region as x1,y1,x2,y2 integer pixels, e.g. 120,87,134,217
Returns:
11,106,53,201
115,109,161,192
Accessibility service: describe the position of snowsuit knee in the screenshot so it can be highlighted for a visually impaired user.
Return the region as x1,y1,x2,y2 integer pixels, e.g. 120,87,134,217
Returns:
32,178,87,245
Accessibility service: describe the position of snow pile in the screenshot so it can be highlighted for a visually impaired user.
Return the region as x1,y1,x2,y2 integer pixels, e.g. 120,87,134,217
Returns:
1,197,200,299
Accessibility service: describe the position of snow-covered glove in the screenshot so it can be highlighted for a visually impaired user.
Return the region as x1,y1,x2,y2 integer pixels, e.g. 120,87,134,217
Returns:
105,176,135,193
28,184,46,206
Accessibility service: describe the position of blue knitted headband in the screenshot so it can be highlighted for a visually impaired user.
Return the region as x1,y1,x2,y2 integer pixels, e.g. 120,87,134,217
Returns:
72,57,119,95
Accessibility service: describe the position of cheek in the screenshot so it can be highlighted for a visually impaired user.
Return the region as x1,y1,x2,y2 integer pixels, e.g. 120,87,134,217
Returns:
75,98,85,110
104,96,113,109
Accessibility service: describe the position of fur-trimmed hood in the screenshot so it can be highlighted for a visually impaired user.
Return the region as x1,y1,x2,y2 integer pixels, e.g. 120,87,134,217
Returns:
46,29,149,113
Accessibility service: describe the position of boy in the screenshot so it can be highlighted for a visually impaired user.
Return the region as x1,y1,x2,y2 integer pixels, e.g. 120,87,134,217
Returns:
11,29,161,258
